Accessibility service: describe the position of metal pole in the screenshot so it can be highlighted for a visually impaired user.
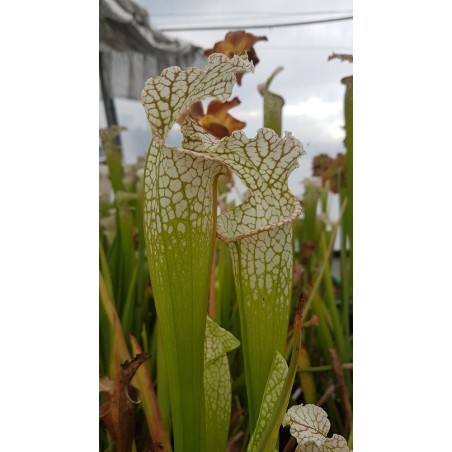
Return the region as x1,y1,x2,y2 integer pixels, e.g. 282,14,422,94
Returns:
99,51,122,147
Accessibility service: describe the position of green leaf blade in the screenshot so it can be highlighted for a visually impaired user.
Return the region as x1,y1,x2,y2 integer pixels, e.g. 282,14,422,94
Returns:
247,351,288,452
204,317,240,452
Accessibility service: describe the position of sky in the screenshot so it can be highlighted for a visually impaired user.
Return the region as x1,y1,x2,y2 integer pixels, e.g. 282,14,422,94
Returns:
100,0,353,198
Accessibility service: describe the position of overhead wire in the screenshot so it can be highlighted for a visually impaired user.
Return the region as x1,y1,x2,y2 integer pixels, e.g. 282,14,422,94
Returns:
158,16,353,32
263,46,352,51
152,10,353,17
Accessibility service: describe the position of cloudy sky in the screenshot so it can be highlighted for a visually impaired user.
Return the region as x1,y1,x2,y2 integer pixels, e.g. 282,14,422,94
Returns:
100,0,353,197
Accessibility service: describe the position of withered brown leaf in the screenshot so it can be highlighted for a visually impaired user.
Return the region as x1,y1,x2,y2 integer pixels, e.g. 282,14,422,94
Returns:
328,53,353,63
100,353,151,452
179,97,246,139
205,31,268,85
199,97,246,138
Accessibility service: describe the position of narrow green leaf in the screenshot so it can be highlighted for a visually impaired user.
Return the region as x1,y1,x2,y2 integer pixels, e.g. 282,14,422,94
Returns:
340,75,353,361
298,346,317,405
99,126,126,194
302,182,320,244
204,316,240,452
116,194,137,305
319,232,348,362
247,351,288,452
342,75,353,253
99,272,130,363
215,240,236,328
258,66,285,136
121,262,137,339
156,322,171,436
99,241,114,303
248,296,303,452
